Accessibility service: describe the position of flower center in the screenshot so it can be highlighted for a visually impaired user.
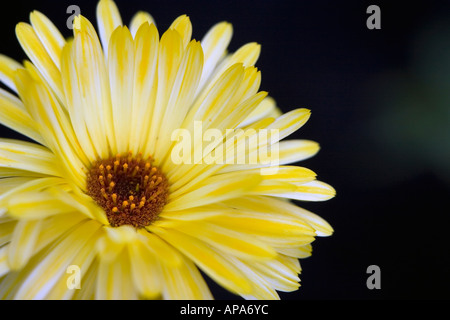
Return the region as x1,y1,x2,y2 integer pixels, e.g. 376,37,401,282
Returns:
86,152,169,228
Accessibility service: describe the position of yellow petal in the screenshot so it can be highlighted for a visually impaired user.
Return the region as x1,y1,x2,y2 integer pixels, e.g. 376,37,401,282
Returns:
205,207,316,247
257,196,334,236
45,229,98,299
0,246,10,278
128,241,162,298
108,26,135,153
154,39,204,162
129,11,155,37
72,259,98,300
198,22,233,93
266,108,311,141
0,87,44,144
0,138,60,176
138,229,183,268
7,219,42,270
0,220,17,246
146,29,184,157
11,219,101,299
170,15,192,48
226,256,280,300
165,172,262,211
96,247,137,299
161,254,213,300
29,11,66,69
14,66,88,187
129,22,159,153
15,22,64,102
34,213,88,254
202,42,260,96
277,139,320,164
149,226,253,295
252,255,301,292
158,204,225,221
96,0,122,58
6,187,83,220
0,54,22,92
227,196,333,237
277,180,336,202
239,96,279,127
159,219,277,261
275,244,312,259
62,16,114,159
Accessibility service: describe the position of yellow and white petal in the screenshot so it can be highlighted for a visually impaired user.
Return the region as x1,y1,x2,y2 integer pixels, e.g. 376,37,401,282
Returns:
229,195,333,236
11,219,101,299
157,219,277,261
6,187,84,221
0,177,66,206
15,22,64,102
239,96,280,127
270,180,336,202
181,63,244,134
202,42,260,97
154,39,204,162
0,88,44,144
275,244,312,259
165,171,262,211
45,231,98,300
198,22,233,95
61,17,114,160
211,89,267,135
72,259,98,300
266,108,311,141
0,54,22,92
226,256,280,300
161,254,213,300
129,11,155,38
0,246,10,278
218,139,320,174
158,204,226,221
0,138,61,176
146,29,184,157
29,11,66,69
34,213,88,254
204,209,316,248
169,15,192,49
129,22,159,153
14,66,88,187
277,139,320,164
0,219,17,245
138,230,183,268
96,246,137,299
252,255,301,292
7,219,42,270
252,196,333,236
128,241,162,299
96,0,122,58
149,226,253,296
108,26,135,154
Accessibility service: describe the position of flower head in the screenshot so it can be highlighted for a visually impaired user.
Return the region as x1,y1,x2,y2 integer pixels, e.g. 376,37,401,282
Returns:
0,0,335,299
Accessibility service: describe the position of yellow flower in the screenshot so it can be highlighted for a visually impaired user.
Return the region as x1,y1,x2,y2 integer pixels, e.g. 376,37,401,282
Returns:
0,0,335,299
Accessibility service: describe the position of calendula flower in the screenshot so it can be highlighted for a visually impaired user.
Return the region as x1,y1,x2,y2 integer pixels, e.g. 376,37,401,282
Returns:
0,0,335,299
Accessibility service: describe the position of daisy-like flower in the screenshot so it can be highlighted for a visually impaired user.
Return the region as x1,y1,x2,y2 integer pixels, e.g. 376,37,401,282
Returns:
0,0,335,299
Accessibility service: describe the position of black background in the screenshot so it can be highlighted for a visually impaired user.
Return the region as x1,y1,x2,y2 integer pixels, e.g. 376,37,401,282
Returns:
0,0,449,300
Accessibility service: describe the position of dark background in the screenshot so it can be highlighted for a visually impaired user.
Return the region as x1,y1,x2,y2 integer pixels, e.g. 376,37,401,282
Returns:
1,0,449,300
